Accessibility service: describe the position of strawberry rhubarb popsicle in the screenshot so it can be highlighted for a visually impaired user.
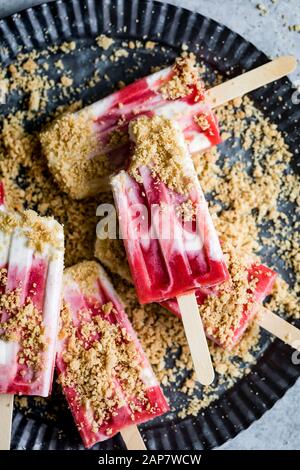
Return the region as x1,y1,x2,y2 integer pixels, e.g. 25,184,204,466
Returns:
40,55,221,199
111,115,228,384
56,261,169,449
0,188,64,396
111,115,228,304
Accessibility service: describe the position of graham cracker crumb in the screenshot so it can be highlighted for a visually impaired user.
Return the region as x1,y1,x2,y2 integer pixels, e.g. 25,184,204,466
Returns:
0,207,63,253
145,41,156,49
0,79,9,104
0,268,47,372
60,41,76,53
64,261,100,296
60,76,73,87
29,90,41,111
160,55,205,102
96,35,114,50
199,242,259,349
40,111,111,199
128,116,195,195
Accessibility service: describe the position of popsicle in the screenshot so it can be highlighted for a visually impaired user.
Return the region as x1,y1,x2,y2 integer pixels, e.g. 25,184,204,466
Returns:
161,247,300,351
40,55,296,199
56,261,169,449
0,183,64,449
40,55,220,199
111,115,229,384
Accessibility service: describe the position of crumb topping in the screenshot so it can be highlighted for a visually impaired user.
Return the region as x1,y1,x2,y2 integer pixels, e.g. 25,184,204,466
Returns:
40,112,111,199
128,115,194,194
199,242,258,348
0,268,47,372
160,54,205,102
175,200,196,221
0,208,63,253
64,261,100,296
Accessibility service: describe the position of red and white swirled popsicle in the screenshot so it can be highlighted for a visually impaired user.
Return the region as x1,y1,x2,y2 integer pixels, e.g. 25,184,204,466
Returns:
0,184,64,396
111,115,228,385
40,55,297,200
56,261,169,448
40,56,221,199
161,262,277,350
111,116,228,305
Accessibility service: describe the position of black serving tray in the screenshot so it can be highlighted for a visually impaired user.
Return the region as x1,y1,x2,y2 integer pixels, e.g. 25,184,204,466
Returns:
0,0,299,450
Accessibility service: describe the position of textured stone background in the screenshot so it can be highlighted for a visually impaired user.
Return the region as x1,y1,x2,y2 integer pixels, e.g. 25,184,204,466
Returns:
1,0,299,450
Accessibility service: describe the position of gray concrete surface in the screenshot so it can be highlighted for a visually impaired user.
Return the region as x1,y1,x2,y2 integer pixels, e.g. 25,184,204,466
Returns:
0,0,299,451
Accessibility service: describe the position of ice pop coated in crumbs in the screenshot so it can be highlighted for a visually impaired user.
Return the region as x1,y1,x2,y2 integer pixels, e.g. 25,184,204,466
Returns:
56,261,169,448
40,55,221,199
111,115,229,305
0,191,64,396
111,114,228,385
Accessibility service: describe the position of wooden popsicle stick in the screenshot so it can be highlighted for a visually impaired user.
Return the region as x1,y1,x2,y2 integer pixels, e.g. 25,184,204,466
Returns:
177,292,214,385
256,306,300,351
121,425,146,450
207,56,297,108
0,394,13,450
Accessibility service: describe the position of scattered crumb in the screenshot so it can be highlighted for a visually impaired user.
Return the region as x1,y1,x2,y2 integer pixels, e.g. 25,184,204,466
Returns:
60,76,73,87
0,268,47,372
288,24,300,33
160,55,205,102
256,3,268,16
96,35,114,50
60,41,76,53
29,90,41,111
145,41,156,49
0,79,8,104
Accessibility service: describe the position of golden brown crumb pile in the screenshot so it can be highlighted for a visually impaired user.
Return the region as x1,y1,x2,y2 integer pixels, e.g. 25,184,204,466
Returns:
128,115,195,194
0,268,47,372
58,261,158,434
194,113,211,131
40,112,111,199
